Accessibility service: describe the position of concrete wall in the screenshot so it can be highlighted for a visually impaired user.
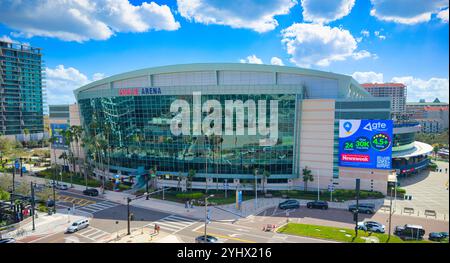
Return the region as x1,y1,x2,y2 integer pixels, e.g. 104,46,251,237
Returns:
295,99,335,190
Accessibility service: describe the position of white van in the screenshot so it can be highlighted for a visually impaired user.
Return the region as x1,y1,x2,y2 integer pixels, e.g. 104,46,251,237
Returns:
66,219,89,233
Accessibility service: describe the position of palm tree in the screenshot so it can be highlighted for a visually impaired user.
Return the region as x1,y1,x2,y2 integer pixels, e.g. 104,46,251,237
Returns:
58,151,68,182
302,166,314,192
71,125,83,188
80,134,93,190
433,144,440,160
262,169,271,194
48,136,58,187
63,129,75,187
23,128,30,147
188,169,196,192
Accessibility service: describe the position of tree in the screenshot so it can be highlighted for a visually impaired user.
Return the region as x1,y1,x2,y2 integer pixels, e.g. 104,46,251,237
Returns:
58,151,68,182
23,128,30,147
302,166,314,192
0,174,12,192
188,169,196,192
262,170,271,194
433,144,440,160
71,125,83,188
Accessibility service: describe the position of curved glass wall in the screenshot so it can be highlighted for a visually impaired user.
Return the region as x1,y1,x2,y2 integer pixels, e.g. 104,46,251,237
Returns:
78,94,296,177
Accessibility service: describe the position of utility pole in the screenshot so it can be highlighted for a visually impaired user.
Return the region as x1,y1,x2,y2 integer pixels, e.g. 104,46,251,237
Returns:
30,182,35,231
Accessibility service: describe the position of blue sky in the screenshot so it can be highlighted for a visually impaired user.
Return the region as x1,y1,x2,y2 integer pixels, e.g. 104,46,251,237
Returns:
0,0,448,104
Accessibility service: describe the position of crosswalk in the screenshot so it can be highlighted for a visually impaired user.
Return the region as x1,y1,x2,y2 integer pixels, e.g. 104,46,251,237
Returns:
77,227,110,242
146,215,198,234
76,201,119,214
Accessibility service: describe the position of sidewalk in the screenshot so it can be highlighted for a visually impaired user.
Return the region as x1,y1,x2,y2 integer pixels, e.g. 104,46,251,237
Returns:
14,173,449,222
105,226,174,243
1,211,86,241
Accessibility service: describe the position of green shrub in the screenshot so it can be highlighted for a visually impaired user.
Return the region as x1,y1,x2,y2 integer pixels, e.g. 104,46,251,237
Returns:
0,189,10,201
175,192,204,200
428,162,438,171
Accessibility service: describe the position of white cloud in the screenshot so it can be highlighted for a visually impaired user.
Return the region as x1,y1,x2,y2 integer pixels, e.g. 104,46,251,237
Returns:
370,0,448,25
0,35,13,43
352,71,384,83
352,50,374,60
45,65,104,104
360,29,370,37
281,23,373,67
391,76,449,102
177,0,297,33
437,8,449,23
270,57,284,66
374,30,386,40
240,55,263,64
0,0,180,42
301,0,355,24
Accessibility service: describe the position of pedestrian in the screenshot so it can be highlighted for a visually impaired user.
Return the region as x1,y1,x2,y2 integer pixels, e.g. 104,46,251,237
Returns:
445,168,448,174
185,200,188,209
156,225,160,234
154,224,157,234
190,199,194,208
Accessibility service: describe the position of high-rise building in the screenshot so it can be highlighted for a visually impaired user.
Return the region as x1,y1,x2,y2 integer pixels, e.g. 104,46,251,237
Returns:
361,83,407,121
0,40,45,141
406,98,449,133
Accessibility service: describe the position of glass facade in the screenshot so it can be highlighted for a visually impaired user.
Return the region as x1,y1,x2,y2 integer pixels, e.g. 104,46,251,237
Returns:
0,41,44,136
78,94,296,177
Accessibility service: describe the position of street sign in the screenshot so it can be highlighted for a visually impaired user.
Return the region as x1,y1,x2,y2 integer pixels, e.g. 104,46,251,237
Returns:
14,160,19,169
328,184,334,192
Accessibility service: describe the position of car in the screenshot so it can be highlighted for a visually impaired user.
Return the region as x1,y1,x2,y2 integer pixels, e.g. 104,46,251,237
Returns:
46,181,59,188
278,199,300,210
348,203,375,214
56,184,68,190
46,199,55,207
394,224,425,240
195,235,219,243
429,232,448,242
83,188,99,196
0,238,16,243
66,219,89,233
306,200,328,210
357,221,385,233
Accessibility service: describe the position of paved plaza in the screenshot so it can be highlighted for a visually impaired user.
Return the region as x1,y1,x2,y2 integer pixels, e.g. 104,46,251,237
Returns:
390,161,449,220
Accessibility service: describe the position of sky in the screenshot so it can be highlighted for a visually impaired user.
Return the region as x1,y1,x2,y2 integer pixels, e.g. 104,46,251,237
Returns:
0,0,448,106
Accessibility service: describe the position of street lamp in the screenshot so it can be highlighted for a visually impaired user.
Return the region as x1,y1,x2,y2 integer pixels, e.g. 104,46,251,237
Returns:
204,194,214,241
254,168,258,209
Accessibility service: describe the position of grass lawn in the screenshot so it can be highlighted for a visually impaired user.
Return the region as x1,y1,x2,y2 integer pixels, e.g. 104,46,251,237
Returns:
277,223,431,243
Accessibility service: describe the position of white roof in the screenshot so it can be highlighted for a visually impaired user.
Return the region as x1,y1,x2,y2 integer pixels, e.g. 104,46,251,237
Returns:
392,141,433,158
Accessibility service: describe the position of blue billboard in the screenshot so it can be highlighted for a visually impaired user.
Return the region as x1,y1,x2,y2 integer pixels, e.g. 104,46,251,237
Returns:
338,120,393,170
50,123,69,149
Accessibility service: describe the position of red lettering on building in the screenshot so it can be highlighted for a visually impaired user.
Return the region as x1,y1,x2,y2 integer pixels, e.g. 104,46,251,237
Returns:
341,154,370,163
119,88,139,96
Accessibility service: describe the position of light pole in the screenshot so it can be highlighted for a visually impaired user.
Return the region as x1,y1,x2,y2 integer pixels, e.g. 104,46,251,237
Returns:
30,182,35,231
204,194,214,241
317,170,320,201
388,186,393,239
254,168,258,209
127,197,131,235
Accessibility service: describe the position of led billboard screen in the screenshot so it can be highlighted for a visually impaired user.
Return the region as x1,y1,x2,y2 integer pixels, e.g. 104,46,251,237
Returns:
338,120,393,170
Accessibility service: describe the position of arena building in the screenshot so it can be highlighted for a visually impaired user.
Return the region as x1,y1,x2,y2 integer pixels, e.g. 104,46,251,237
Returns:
74,63,396,194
